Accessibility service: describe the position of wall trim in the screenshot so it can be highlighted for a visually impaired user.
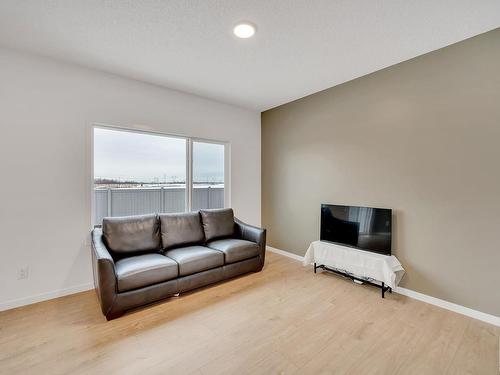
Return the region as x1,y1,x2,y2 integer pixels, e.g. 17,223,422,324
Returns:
267,246,305,262
267,246,500,327
0,283,93,312
393,286,500,327
3,247,499,328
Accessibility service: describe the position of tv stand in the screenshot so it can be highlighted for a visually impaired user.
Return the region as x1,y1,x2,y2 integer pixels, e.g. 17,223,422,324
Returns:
314,263,392,298
304,240,405,298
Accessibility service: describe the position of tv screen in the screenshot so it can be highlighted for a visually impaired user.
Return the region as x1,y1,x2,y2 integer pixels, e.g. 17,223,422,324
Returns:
320,204,392,255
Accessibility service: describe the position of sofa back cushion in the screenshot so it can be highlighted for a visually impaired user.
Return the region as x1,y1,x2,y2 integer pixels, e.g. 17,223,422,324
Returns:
159,212,205,249
102,214,161,255
200,208,235,242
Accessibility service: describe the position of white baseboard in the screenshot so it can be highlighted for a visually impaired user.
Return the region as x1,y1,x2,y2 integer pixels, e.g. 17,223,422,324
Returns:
267,246,305,262
267,246,500,327
394,286,500,327
3,248,500,328
0,283,94,312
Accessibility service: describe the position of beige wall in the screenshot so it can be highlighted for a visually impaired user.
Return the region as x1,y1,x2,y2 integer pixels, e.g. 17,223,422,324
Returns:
262,28,500,316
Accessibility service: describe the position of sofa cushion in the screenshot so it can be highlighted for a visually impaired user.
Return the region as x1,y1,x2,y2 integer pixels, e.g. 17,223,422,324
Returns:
103,214,160,255
165,246,224,276
207,239,260,264
115,254,178,292
159,212,205,250
199,208,235,241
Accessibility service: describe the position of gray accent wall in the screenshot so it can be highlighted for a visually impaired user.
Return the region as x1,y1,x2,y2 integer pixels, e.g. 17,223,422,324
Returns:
262,28,500,316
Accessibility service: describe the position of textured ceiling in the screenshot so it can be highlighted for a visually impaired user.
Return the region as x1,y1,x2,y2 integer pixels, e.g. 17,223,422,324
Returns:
0,1,499,110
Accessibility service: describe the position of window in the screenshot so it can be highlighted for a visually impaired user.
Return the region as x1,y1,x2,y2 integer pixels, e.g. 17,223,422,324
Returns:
92,126,227,225
192,141,225,210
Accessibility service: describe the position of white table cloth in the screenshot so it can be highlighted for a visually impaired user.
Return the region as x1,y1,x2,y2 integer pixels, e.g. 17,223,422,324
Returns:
303,240,405,289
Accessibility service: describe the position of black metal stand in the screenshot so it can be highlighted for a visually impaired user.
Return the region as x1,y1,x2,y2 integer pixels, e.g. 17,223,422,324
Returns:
314,263,392,298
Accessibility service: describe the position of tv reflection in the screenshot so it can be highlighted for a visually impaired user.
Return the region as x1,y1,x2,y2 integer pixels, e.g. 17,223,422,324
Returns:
321,205,392,255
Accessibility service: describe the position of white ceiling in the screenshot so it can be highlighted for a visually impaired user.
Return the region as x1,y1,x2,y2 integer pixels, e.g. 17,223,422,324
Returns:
0,1,499,111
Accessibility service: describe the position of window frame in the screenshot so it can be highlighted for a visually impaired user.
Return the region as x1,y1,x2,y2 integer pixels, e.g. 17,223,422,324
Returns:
89,123,230,228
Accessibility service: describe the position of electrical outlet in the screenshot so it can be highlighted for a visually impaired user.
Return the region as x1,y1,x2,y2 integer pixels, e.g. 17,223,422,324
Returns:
18,266,29,280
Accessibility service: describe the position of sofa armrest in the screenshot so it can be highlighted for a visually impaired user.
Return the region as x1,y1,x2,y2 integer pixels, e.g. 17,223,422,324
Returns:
234,218,267,267
91,228,118,318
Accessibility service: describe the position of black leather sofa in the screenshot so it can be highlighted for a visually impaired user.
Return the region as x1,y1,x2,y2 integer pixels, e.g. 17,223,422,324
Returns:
91,208,266,320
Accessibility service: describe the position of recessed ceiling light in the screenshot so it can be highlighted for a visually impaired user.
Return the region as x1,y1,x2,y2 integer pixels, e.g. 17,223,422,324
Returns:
233,22,256,39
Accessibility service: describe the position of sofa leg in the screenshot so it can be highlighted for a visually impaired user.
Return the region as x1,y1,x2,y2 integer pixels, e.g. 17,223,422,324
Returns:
105,310,124,321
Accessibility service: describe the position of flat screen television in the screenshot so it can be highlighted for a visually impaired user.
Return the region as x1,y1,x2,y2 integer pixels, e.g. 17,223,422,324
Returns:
320,204,392,255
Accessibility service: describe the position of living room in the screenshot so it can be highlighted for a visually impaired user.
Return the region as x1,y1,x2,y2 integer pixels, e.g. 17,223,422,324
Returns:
0,1,499,374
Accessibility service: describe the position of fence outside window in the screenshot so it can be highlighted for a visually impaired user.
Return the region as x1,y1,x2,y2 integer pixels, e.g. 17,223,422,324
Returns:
94,186,223,225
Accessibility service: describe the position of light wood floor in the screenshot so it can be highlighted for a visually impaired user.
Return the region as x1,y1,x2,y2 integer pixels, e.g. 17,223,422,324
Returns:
0,252,498,375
